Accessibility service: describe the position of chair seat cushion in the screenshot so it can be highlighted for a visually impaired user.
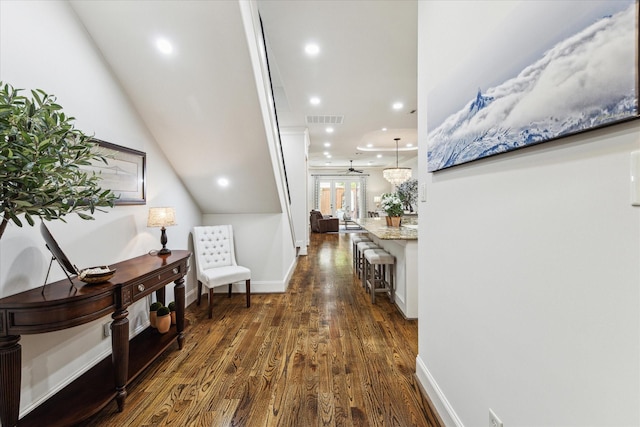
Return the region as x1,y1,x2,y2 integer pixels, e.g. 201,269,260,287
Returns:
199,265,251,288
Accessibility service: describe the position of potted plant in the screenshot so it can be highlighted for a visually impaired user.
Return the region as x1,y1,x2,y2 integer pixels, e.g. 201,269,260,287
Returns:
168,301,176,325
0,82,117,240
149,301,163,328
380,192,403,227
156,306,171,334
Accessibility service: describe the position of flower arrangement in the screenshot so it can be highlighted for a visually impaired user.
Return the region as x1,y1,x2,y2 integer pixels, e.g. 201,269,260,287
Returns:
380,192,403,217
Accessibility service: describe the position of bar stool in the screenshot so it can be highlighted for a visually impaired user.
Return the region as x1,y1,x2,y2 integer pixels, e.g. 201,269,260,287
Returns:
360,248,387,288
355,241,379,278
364,249,395,304
350,235,371,271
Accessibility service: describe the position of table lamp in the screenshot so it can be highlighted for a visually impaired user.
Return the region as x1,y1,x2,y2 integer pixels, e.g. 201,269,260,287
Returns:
147,207,177,255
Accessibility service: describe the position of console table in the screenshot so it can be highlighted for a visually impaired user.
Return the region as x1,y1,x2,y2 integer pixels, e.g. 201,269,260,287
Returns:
0,250,191,427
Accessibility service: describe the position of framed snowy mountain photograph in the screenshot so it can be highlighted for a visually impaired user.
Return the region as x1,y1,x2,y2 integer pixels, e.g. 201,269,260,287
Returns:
427,0,639,172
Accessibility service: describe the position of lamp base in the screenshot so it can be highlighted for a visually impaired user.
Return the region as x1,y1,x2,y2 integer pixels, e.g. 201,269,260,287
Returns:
157,227,171,255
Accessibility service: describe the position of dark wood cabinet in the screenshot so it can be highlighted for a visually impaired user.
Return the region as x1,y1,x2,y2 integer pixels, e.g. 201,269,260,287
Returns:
0,250,191,426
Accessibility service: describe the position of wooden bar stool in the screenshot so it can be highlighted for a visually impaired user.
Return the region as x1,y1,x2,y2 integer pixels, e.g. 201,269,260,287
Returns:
350,235,371,271
364,249,395,304
356,241,379,279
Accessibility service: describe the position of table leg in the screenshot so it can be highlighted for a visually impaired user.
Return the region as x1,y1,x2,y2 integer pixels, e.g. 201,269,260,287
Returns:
156,287,166,306
0,335,21,427
174,276,185,349
111,308,129,412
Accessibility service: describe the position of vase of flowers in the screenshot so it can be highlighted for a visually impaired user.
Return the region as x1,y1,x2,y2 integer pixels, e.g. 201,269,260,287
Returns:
380,193,403,226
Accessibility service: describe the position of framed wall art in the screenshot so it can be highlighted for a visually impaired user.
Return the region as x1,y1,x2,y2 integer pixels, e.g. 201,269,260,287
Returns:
89,139,146,205
427,0,639,172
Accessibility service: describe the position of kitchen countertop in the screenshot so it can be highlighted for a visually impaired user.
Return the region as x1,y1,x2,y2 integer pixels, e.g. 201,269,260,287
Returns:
355,217,418,240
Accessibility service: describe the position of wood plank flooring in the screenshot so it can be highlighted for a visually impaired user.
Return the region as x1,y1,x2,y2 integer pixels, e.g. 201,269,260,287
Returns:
79,232,441,427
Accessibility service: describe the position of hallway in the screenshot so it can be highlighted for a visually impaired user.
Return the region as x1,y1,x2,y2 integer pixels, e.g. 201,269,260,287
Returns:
81,232,440,426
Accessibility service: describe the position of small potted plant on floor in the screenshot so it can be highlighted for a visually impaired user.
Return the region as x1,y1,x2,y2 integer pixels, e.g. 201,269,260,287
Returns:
168,301,176,325
149,301,163,328
156,306,171,334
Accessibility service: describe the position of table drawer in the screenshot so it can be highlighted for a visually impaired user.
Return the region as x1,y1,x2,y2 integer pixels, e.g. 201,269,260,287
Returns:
132,265,183,299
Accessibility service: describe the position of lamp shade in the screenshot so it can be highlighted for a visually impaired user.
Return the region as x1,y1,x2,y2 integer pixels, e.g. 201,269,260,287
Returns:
147,207,177,228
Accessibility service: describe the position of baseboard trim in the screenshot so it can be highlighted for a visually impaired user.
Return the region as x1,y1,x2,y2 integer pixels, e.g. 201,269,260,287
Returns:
415,355,465,427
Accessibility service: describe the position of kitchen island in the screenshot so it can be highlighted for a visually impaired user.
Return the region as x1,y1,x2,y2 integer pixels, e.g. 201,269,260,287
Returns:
355,217,418,319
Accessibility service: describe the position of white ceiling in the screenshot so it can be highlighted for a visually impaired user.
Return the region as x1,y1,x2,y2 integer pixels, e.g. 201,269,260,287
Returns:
69,0,418,213
258,0,418,171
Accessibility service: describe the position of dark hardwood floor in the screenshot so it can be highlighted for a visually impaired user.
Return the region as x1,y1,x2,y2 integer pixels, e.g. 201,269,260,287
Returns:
79,231,441,426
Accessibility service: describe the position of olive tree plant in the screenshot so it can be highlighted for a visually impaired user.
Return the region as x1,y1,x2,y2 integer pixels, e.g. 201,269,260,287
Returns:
0,82,116,240
397,178,418,213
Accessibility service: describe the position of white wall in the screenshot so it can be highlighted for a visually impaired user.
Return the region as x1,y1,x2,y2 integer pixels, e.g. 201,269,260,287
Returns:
201,213,297,293
0,0,202,417
416,2,640,426
281,128,310,254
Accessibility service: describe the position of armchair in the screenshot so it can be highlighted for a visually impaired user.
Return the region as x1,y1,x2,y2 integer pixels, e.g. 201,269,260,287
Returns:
192,225,251,318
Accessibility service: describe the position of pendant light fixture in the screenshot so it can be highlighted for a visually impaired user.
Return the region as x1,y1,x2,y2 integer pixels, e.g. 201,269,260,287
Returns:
383,138,412,186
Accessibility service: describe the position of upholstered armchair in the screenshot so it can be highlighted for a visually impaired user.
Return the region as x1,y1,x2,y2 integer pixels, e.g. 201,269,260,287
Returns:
192,225,251,318
309,210,339,233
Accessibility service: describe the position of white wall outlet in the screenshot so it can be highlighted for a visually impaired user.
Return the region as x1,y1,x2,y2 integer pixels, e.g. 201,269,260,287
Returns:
103,322,111,338
489,409,503,427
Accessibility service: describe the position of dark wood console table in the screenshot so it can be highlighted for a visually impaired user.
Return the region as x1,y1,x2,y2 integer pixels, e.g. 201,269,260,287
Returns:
0,250,191,427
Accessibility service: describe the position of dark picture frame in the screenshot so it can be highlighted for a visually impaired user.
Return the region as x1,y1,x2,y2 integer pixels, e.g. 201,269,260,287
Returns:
90,139,146,205
427,1,639,172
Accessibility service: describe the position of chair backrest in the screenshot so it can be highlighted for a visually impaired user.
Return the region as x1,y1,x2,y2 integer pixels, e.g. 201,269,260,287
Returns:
310,210,322,232
192,225,238,272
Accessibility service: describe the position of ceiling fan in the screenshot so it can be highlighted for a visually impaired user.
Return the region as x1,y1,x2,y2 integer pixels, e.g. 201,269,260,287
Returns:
345,160,363,174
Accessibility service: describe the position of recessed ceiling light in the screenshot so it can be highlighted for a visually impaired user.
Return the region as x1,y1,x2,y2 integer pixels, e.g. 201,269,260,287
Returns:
155,38,174,55
324,142,331,147
392,102,403,110
377,154,382,158
366,143,373,148
406,143,413,147
217,177,229,187
310,96,321,105
326,154,332,158
305,43,320,56
326,127,334,133
382,127,387,131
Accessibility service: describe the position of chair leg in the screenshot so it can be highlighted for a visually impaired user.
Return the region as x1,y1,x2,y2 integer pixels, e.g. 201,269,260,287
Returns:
246,279,251,308
208,288,214,319
197,280,202,306
228,283,232,298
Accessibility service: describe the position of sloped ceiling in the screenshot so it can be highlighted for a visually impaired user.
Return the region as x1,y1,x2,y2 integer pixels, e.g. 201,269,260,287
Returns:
70,0,281,214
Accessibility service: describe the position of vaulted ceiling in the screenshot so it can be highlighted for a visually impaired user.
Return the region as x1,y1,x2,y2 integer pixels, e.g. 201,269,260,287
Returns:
70,0,417,214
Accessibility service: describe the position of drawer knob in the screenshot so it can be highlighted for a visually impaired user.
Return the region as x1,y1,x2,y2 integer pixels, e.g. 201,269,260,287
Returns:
137,284,145,292
173,268,179,274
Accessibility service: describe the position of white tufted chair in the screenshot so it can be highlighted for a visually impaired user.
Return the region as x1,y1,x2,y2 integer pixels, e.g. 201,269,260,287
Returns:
192,225,251,318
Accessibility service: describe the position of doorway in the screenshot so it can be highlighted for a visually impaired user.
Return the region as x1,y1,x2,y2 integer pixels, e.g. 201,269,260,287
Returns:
314,176,367,220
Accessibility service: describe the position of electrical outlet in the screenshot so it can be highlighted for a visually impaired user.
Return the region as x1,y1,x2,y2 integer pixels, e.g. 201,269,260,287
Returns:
103,322,111,338
489,409,503,427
